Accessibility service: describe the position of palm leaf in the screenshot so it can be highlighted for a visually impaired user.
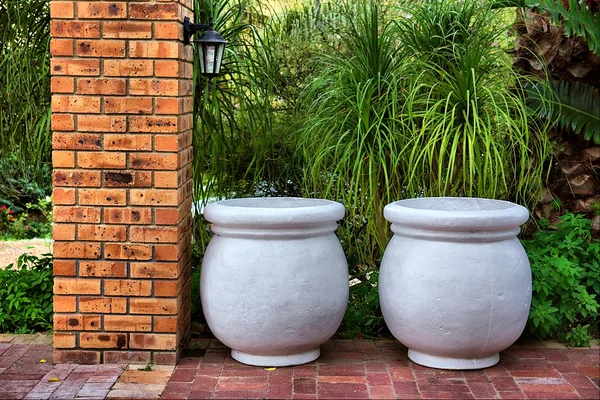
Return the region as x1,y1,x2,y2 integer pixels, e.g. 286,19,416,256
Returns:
526,80,600,144
492,0,599,54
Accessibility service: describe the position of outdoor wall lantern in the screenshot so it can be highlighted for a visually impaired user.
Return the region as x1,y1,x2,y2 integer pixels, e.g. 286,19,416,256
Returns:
184,17,227,78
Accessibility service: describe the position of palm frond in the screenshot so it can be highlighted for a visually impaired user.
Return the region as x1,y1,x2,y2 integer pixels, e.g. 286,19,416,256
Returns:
527,80,600,144
492,0,599,53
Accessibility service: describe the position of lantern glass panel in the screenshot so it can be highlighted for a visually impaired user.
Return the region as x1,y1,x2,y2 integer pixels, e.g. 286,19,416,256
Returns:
215,44,225,74
205,44,217,75
198,45,205,74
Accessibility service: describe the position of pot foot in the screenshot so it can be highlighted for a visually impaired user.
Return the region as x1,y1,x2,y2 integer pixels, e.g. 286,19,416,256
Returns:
231,348,320,367
408,349,500,370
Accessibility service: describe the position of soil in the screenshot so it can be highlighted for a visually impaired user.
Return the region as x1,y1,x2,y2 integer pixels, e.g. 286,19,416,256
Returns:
0,239,53,269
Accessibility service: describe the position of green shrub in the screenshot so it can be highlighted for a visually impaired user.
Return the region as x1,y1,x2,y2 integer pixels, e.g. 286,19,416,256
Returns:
523,213,599,347
0,197,52,240
0,1,52,205
0,253,53,333
341,271,388,339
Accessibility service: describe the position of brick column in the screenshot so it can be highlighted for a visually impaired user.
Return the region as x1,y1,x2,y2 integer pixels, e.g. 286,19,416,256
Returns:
50,0,194,365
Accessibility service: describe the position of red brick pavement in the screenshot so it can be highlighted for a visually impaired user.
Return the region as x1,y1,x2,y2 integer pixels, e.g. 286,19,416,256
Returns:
0,335,598,399
162,340,599,400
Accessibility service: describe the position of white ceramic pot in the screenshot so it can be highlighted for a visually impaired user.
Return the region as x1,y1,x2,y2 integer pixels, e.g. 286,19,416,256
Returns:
380,197,531,370
201,197,349,367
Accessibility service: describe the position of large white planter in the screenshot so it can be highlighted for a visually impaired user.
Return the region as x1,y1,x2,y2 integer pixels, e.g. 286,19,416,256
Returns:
201,197,349,367
380,197,531,370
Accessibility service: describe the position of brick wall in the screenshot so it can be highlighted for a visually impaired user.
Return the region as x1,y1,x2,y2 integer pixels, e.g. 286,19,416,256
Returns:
50,0,195,365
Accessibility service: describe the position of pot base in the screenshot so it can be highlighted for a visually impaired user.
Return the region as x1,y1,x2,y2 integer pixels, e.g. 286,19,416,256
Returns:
231,348,320,367
408,349,500,370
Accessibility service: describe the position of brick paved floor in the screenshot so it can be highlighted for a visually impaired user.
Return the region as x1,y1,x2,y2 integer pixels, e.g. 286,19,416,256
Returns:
0,334,598,399
162,339,599,400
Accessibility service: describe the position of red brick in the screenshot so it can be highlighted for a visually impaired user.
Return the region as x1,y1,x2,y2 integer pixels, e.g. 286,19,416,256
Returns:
155,208,178,225
78,2,127,19
52,188,75,206
53,242,101,260
154,171,179,188
130,334,177,350
104,97,153,114
50,39,74,56
54,278,101,294
104,351,151,364
54,296,77,312
79,261,127,277
78,224,127,241
104,243,153,260
52,114,75,131
130,189,178,206
78,115,126,132
53,350,101,364
77,40,126,58
103,21,152,39
129,3,180,20
154,316,178,333
104,315,152,332
52,95,100,113
53,223,76,241
52,151,75,168
80,333,128,349
155,98,180,115
78,152,126,169
51,77,75,93
53,260,77,277
51,21,100,38
130,153,179,170
130,227,178,243
54,332,77,349
104,135,152,151
129,41,180,58
129,79,179,96
51,59,100,76
104,59,153,77
54,206,101,223
53,133,102,150
77,78,126,95
50,2,75,19
154,22,181,40
155,60,186,77
53,170,101,187
103,207,152,224
79,297,127,314
130,262,180,279
130,298,178,314
104,279,152,296
130,116,179,133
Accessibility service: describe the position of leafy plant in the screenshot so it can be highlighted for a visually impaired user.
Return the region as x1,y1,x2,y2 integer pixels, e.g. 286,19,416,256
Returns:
493,0,599,53
0,0,51,205
526,80,600,144
300,0,551,268
523,212,599,346
0,253,53,333
0,197,52,240
341,271,387,338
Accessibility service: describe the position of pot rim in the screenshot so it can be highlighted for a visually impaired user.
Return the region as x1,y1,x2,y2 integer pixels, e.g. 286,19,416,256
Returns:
384,197,529,231
204,197,345,227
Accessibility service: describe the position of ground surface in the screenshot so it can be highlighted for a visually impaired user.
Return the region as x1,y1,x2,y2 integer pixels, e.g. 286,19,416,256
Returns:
0,334,598,399
0,239,52,269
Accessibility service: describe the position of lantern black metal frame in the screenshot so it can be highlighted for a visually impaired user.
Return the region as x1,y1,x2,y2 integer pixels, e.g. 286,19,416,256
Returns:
183,16,227,78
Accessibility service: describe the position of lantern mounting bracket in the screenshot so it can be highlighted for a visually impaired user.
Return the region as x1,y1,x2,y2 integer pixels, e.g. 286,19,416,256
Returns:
183,16,213,46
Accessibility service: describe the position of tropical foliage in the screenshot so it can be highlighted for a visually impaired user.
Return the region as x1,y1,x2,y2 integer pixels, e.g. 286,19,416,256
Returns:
0,0,52,205
523,213,599,347
0,253,53,333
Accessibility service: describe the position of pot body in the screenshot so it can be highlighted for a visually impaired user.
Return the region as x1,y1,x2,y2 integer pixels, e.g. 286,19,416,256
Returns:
201,197,349,367
380,197,532,370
